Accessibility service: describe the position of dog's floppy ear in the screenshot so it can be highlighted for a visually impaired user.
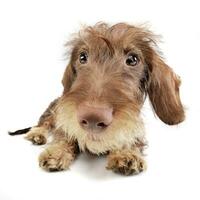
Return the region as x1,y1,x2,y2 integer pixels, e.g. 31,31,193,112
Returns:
62,62,75,93
147,52,185,125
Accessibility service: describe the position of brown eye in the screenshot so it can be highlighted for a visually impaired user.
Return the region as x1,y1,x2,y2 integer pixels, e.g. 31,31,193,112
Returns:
79,52,88,64
126,53,140,66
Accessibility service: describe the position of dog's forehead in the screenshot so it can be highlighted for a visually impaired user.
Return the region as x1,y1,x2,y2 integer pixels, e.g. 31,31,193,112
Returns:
80,23,143,51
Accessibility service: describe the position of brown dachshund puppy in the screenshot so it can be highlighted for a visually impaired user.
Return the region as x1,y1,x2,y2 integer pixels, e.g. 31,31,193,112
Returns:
10,23,185,175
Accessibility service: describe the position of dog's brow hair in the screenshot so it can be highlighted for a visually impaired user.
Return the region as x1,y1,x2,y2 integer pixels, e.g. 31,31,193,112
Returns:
98,36,115,56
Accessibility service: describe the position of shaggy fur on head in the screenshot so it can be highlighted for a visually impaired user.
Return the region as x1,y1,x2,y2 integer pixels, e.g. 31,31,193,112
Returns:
11,22,185,175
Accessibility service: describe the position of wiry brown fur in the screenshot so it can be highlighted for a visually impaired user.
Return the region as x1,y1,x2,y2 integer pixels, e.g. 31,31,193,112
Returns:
39,130,79,172
19,22,184,175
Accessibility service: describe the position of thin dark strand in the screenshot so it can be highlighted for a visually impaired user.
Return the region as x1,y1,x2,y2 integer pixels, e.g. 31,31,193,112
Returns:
8,127,31,136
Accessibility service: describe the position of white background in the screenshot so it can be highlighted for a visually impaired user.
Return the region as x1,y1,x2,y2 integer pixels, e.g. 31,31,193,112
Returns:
0,0,199,200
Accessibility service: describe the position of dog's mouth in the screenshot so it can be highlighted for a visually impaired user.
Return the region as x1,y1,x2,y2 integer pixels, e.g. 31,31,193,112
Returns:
85,132,103,141
81,124,110,141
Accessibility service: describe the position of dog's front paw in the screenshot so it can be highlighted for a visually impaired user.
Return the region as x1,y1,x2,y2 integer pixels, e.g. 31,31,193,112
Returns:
39,144,73,172
106,149,146,175
25,127,48,145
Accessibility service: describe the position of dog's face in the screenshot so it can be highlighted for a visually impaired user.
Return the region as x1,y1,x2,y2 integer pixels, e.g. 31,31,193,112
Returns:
56,23,185,154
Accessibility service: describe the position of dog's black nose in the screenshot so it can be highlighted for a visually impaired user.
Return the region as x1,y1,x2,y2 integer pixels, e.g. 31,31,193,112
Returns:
77,103,113,133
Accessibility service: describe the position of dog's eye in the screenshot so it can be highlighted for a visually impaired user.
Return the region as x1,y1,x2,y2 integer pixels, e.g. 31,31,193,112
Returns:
79,52,88,64
126,54,140,66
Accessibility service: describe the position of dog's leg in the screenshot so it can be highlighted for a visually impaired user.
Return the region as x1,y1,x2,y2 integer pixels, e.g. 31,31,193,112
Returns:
106,146,147,175
25,98,59,145
39,130,79,172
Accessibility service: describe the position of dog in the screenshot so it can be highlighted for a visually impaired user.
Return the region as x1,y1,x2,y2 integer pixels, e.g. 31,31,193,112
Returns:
10,22,185,175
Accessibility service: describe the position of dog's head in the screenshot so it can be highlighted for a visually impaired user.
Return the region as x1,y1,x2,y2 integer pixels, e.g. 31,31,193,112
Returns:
56,23,185,153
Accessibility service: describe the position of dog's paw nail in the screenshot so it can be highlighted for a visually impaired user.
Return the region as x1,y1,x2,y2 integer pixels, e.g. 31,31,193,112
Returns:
42,160,48,166
48,168,59,172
